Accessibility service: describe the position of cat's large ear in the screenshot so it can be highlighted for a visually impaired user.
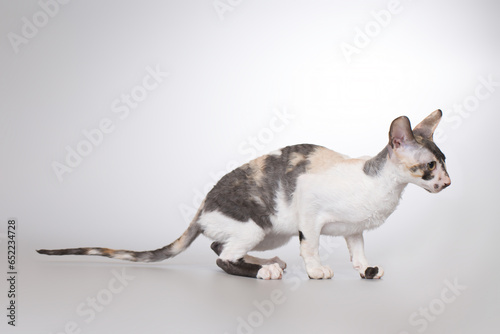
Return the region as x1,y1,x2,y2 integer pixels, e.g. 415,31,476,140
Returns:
412,109,442,141
389,116,415,149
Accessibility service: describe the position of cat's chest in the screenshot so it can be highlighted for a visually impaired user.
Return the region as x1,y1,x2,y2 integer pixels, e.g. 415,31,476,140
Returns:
320,186,402,236
295,163,404,229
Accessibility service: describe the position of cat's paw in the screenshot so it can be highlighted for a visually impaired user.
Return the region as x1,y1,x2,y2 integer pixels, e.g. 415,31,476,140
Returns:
360,266,384,279
307,265,334,279
270,256,287,270
257,263,283,280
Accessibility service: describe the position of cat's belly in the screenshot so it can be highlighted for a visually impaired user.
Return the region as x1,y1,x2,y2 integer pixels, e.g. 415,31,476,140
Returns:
252,233,294,251
320,217,386,236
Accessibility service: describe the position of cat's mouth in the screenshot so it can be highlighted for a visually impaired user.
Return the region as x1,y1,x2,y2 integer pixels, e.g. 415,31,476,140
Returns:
425,183,450,193
424,185,441,193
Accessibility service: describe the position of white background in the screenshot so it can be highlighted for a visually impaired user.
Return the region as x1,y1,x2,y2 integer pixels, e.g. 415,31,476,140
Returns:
1,1,499,333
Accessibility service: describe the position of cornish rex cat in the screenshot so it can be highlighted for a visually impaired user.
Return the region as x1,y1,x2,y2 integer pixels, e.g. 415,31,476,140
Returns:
38,110,451,280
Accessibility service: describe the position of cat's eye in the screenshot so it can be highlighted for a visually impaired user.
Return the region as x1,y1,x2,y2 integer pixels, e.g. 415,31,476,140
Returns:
427,161,436,170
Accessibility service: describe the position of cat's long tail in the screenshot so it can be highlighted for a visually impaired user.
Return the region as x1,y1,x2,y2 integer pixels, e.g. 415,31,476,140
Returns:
37,204,204,263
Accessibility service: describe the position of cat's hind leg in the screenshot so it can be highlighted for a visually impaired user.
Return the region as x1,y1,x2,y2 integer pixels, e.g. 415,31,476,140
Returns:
216,258,283,280
201,211,283,279
244,255,287,270
211,242,287,270
212,242,283,279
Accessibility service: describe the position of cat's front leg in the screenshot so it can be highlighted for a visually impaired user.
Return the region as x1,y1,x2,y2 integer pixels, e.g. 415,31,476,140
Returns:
344,233,384,279
299,229,334,279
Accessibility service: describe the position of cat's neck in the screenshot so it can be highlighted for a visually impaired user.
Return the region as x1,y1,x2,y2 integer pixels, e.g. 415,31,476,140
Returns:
363,145,409,191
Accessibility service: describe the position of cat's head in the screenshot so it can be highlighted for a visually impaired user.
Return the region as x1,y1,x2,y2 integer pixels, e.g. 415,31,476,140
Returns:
388,109,451,193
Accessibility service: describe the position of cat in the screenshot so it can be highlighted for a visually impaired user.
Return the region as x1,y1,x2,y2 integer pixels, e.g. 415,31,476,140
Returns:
38,109,451,280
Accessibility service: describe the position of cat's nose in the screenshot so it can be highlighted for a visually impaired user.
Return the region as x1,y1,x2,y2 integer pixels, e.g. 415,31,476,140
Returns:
442,181,451,189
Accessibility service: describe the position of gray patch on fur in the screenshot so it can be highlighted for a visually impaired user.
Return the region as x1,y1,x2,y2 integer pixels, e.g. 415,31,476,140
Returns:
216,258,261,278
363,266,379,279
416,137,446,163
204,144,318,229
363,146,388,176
263,144,317,201
422,170,435,181
203,164,275,229
415,136,449,178
37,248,91,256
210,242,223,256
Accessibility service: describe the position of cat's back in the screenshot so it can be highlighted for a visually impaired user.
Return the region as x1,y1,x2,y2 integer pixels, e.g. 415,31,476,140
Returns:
254,144,348,177
203,144,347,224
208,143,347,196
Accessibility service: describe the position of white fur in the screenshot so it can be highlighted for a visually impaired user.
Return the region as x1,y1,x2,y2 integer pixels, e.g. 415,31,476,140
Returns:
114,253,134,261
306,265,334,279
270,186,299,235
202,154,407,279
201,112,450,279
251,186,298,252
198,211,265,261
256,263,283,279
297,157,405,237
269,149,282,156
